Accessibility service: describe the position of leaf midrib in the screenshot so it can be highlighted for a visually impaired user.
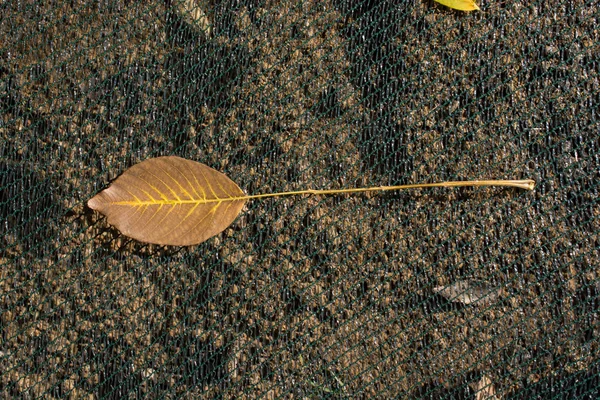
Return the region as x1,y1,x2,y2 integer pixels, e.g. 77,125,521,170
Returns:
113,196,247,206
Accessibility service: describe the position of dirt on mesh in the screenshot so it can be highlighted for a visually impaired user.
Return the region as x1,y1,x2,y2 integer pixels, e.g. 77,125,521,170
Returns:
1,0,599,398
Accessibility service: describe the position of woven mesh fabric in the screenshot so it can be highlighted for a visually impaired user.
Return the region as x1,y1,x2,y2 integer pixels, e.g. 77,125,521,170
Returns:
1,0,599,398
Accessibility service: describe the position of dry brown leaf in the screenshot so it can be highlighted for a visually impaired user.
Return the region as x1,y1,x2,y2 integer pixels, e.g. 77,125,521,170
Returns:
88,156,245,246
88,156,534,246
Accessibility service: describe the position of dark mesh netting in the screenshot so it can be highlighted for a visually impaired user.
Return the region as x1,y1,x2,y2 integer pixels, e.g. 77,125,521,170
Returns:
1,0,599,398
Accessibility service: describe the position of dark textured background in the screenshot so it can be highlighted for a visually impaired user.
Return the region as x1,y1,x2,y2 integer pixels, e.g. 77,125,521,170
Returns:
1,0,598,398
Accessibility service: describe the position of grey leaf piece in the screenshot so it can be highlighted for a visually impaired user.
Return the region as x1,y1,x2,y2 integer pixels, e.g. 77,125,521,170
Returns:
433,279,502,306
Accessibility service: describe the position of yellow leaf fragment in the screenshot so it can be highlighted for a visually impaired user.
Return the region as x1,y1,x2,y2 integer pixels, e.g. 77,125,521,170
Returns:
433,0,480,11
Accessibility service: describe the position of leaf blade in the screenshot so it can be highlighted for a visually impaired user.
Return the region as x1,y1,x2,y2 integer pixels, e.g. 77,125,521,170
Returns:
433,0,480,11
88,156,247,246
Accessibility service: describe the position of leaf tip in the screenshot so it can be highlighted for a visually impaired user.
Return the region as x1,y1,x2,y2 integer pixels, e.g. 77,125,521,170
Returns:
87,193,104,211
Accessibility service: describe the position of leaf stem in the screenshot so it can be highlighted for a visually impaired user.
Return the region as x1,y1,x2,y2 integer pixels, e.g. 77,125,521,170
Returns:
245,179,535,200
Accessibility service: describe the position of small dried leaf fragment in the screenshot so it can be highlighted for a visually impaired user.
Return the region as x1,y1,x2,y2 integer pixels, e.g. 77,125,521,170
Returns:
474,375,499,400
174,0,212,36
433,279,501,306
433,0,480,11
88,156,246,246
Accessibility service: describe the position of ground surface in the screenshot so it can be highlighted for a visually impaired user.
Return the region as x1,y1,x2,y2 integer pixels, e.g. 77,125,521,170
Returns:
1,0,599,398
